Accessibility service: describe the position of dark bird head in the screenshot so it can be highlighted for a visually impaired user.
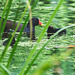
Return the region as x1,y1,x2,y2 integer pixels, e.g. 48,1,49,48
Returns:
47,25,53,32
27,17,43,27
48,25,53,29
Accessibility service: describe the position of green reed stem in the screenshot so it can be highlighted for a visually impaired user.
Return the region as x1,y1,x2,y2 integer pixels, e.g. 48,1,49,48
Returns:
0,0,8,32
27,1,33,40
31,0,39,10
0,0,13,62
19,0,64,75
0,0,13,40
0,64,11,75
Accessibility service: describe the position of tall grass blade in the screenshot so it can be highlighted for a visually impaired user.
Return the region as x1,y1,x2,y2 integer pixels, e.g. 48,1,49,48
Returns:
0,0,13,40
0,0,9,36
0,64,11,75
26,1,32,40
0,0,13,62
31,0,39,10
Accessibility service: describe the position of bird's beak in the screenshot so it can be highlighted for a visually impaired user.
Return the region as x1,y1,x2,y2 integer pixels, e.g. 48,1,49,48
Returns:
39,20,43,26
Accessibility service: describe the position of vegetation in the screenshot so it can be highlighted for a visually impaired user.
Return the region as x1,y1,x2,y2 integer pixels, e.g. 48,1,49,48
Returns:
0,0,75,75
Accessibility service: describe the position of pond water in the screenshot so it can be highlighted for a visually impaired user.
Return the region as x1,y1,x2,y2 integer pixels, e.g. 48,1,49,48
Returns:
0,0,75,75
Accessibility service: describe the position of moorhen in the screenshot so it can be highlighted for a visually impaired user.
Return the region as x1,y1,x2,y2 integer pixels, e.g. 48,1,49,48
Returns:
0,17,43,40
47,26,66,39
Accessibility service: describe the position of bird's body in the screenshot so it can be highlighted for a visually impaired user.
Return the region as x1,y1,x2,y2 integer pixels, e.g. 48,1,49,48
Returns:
0,17,43,40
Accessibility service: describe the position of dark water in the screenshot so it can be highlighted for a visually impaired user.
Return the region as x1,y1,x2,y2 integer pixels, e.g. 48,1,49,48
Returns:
0,0,75,75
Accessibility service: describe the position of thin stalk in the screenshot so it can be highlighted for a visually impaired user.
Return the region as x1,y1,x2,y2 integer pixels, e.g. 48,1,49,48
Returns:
0,0,13,40
0,0,9,34
19,0,64,75
31,0,39,10
0,0,13,62
0,64,11,75
12,7,20,30
27,1,32,40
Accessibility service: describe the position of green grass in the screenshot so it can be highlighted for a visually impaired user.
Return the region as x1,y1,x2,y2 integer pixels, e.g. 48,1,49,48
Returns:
0,0,75,75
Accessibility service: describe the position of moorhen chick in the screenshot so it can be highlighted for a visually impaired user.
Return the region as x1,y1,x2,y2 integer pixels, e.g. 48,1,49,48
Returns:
47,26,66,39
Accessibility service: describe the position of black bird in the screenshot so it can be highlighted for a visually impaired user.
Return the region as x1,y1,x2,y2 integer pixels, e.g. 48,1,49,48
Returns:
24,18,43,40
47,26,66,39
0,17,43,40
